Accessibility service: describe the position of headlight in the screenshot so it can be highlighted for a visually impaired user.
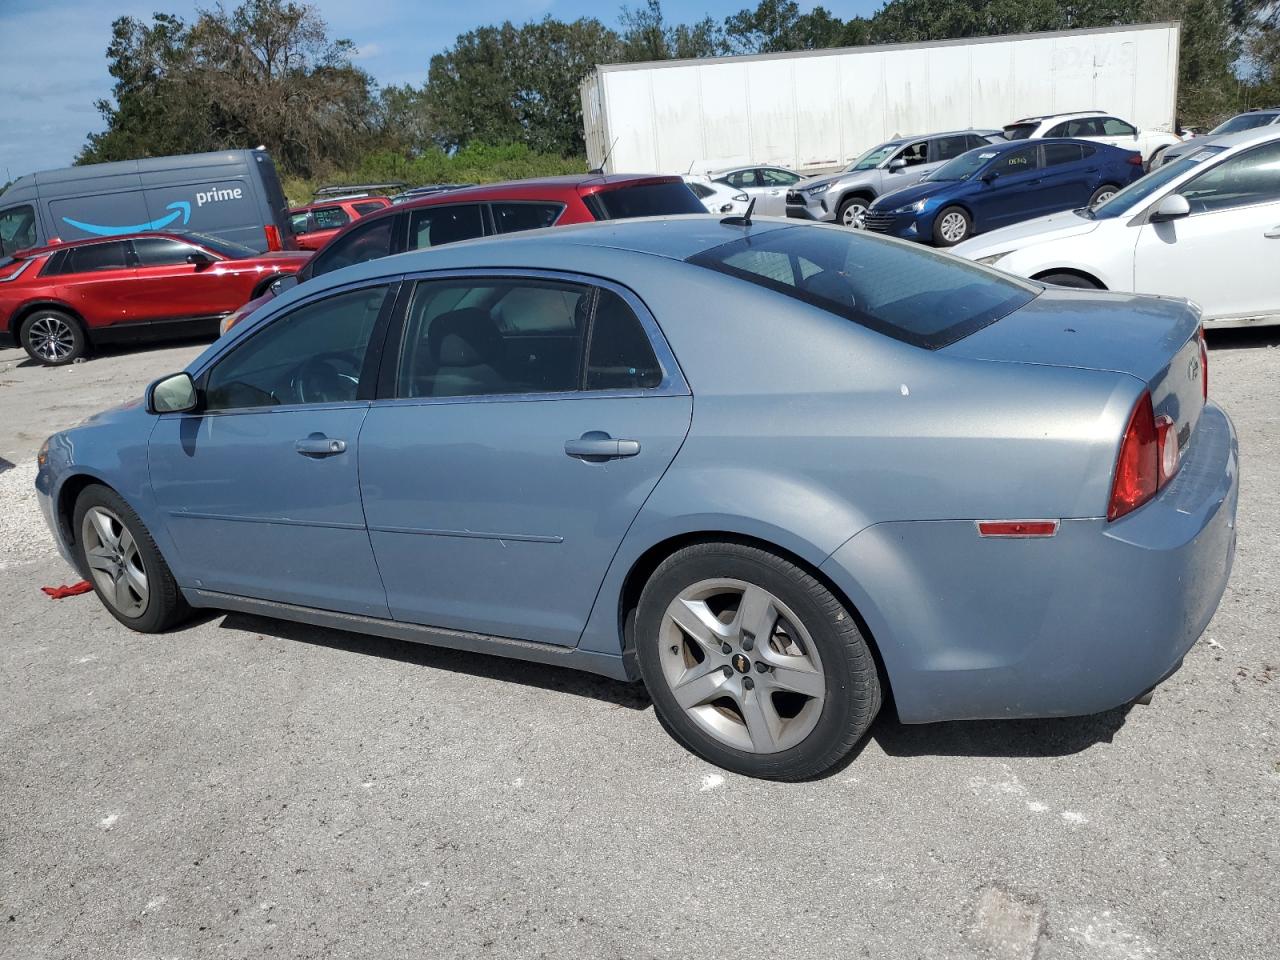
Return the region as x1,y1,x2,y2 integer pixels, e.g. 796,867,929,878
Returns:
732,192,749,202
976,253,1009,266
803,184,829,197
37,438,49,467
892,199,927,214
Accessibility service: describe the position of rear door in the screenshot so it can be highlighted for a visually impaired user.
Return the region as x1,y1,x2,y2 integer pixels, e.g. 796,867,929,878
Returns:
46,241,136,326
1038,142,1092,212
358,272,692,646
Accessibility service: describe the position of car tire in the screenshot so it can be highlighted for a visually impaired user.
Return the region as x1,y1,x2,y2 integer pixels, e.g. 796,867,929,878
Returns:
20,309,87,366
635,541,882,781
837,195,871,228
932,206,972,246
1088,184,1120,207
73,484,191,633
1036,271,1103,290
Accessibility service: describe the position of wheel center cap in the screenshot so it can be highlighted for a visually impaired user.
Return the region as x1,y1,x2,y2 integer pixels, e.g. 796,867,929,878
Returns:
731,653,751,674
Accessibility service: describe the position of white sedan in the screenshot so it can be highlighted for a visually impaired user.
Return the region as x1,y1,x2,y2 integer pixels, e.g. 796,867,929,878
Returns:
954,127,1280,329
682,175,750,216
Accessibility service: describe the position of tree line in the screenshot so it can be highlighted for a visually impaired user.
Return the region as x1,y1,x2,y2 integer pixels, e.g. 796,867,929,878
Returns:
80,0,1280,184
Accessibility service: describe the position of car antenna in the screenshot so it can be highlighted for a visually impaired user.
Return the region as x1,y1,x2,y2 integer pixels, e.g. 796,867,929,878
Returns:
589,137,620,176
721,196,756,227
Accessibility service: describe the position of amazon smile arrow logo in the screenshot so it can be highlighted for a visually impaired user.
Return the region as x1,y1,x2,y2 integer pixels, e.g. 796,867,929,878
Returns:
61,200,192,237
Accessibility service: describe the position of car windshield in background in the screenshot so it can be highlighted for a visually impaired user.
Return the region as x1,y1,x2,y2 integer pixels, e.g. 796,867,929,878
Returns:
1086,146,1228,220
1002,123,1038,140
847,143,899,171
585,182,706,220
1210,113,1278,135
177,232,260,259
687,226,1038,349
926,149,998,181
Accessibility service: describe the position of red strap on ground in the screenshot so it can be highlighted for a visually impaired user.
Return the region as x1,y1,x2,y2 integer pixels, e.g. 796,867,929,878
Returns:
41,581,94,599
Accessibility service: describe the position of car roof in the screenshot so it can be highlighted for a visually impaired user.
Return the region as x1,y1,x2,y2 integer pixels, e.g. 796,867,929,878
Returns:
377,172,684,212
16,231,201,258
292,197,389,213
1190,125,1280,150
1008,111,1107,124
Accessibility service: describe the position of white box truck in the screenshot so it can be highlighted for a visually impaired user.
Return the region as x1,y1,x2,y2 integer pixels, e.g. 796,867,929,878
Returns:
580,22,1181,176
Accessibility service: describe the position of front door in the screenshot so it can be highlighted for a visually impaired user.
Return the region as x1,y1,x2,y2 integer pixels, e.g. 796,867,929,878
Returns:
971,145,1046,230
125,236,240,321
359,274,692,647
149,283,396,616
1133,139,1280,320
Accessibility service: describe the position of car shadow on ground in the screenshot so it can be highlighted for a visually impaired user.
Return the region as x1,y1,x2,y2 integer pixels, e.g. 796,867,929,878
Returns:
868,705,1132,760
216,611,652,710
6,333,218,369
1206,326,1280,351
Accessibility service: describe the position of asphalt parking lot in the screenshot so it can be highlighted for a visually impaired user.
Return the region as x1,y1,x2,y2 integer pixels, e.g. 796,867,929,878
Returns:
1,331,1277,960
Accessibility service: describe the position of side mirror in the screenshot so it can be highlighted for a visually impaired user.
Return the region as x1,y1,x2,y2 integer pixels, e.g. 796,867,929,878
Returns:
146,372,199,415
888,158,907,173
1150,193,1191,223
186,251,214,268
268,274,299,297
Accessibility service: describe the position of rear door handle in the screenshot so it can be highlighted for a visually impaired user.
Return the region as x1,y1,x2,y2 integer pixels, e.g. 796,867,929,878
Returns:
1265,226,1280,239
565,432,641,462
295,436,346,457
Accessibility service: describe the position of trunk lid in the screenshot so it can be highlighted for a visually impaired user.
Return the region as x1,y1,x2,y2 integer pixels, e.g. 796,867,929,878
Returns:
946,287,1206,449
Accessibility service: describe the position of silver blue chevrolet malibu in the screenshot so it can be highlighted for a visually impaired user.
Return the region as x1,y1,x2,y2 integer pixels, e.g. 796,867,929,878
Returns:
36,217,1237,780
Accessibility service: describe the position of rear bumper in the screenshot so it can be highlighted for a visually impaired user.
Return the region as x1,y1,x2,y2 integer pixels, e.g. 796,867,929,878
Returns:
821,402,1239,723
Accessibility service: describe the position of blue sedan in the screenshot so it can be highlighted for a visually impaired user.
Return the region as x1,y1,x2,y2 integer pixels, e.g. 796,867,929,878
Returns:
864,138,1146,246
35,218,1237,780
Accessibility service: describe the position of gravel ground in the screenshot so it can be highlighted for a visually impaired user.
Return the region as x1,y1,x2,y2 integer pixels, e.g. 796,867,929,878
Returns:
0,331,1276,960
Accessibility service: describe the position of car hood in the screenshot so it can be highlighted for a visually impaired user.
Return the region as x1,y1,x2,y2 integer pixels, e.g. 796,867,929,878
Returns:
76,396,147,428
953,208,1100,259
870,180,953,209
944,286,1200,383
794,173,845,192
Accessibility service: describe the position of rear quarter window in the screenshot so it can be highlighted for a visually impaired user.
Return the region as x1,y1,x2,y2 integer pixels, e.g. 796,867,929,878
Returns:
688,226,1038,349
585,182,706,220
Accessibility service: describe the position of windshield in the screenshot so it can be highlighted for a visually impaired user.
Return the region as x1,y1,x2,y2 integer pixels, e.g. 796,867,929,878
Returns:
846,143,901,172
1087,146,1227,220
177,231,260,259
687,226,1037,350
1002,123,1037,140
926,149,1000,182
1210,113,1278,135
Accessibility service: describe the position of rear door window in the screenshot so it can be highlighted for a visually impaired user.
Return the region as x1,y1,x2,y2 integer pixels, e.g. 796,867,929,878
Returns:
687,226,1037,349
407,204,485,249
933,135,974,162
583,182,705,220
988,146,1041,177
67,241,130,273
585,289,662,390
491,202,564,234
131,237,202,266
1043,143,1085,166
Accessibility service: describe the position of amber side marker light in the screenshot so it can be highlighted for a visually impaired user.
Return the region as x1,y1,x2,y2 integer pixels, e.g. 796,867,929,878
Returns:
976,520,1059,538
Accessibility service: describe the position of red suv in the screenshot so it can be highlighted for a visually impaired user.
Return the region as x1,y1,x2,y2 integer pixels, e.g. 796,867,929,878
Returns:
288,196,393,251
0,232,310,365
220,174,705,334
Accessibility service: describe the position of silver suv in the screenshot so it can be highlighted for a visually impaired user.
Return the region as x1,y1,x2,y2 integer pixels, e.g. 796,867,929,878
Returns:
787,130,1002,226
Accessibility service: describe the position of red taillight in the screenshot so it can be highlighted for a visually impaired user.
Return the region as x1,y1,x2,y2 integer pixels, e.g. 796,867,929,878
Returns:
1108,392,1158,521
1127,152,1144,166
1198,326,1209,400
264,224,282,251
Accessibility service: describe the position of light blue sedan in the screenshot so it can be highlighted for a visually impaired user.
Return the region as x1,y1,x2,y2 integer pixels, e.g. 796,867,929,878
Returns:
35,218,1238,780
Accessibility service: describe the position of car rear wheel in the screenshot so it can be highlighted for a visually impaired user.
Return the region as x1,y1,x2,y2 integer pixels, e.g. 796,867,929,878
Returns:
932,206,972,246
1036,271,1103,290
1089,184,1120,207
73,484,191,633
837,195,870,228
635,542,881,780
20,310,86,366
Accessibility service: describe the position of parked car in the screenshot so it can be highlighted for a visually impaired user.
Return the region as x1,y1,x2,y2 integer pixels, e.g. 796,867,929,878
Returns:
708,166,801,216
1001,111,1181,167
954,127,1280,328
0,232,310,364
288,196,392,251
863,139,1144,246
786,130,1004,226
219,173,706,335
1157,107,1280,166
37,217,1236,780
0,148,296,255
682,175,749,216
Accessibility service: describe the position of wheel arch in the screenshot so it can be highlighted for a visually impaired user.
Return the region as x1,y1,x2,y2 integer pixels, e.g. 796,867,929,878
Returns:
835,187,877,209
615,530,896,711
1031,267,1108,289
9,300,86,337
55,470,116,560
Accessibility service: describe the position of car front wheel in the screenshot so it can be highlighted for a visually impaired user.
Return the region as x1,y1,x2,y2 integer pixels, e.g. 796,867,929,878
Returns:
635,542,882,780
932,206,972,246
837,196,870,227
1089,184,1120,207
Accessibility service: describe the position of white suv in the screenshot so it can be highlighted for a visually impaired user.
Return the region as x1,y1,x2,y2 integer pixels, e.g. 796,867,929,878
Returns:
1002,111,1181,166
954,127,1280,329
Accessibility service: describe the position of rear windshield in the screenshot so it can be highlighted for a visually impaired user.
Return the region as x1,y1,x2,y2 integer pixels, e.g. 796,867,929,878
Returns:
586,182,706,221
1210,113,1278,135
1002,123,1038,140
687,226,1038,349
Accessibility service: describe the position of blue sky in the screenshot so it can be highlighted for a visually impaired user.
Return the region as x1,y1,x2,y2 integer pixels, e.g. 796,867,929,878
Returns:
0,0,881,182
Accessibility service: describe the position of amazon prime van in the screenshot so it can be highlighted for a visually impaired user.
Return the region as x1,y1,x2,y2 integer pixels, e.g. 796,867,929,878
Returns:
0,148,296,256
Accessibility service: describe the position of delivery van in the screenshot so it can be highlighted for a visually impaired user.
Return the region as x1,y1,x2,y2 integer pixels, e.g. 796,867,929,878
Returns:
0,148,296,256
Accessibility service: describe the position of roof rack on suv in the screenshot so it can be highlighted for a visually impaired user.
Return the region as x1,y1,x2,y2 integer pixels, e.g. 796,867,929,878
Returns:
312,182,406,198
1011,110,1106,123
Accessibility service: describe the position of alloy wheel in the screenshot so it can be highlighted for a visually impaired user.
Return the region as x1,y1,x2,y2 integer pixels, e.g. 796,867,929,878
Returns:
1094,189,1117,205
26,315,76,363
939,212,968,243
841,202,867,227
658,578,826,753
81,506,149,618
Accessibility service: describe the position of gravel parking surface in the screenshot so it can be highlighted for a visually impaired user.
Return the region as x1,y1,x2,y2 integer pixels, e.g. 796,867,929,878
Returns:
1,331,1276,960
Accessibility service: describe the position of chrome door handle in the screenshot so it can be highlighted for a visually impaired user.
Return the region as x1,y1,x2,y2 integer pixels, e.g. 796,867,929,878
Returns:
295,437,346,456
1265,226,1280,239
565,432,641,462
